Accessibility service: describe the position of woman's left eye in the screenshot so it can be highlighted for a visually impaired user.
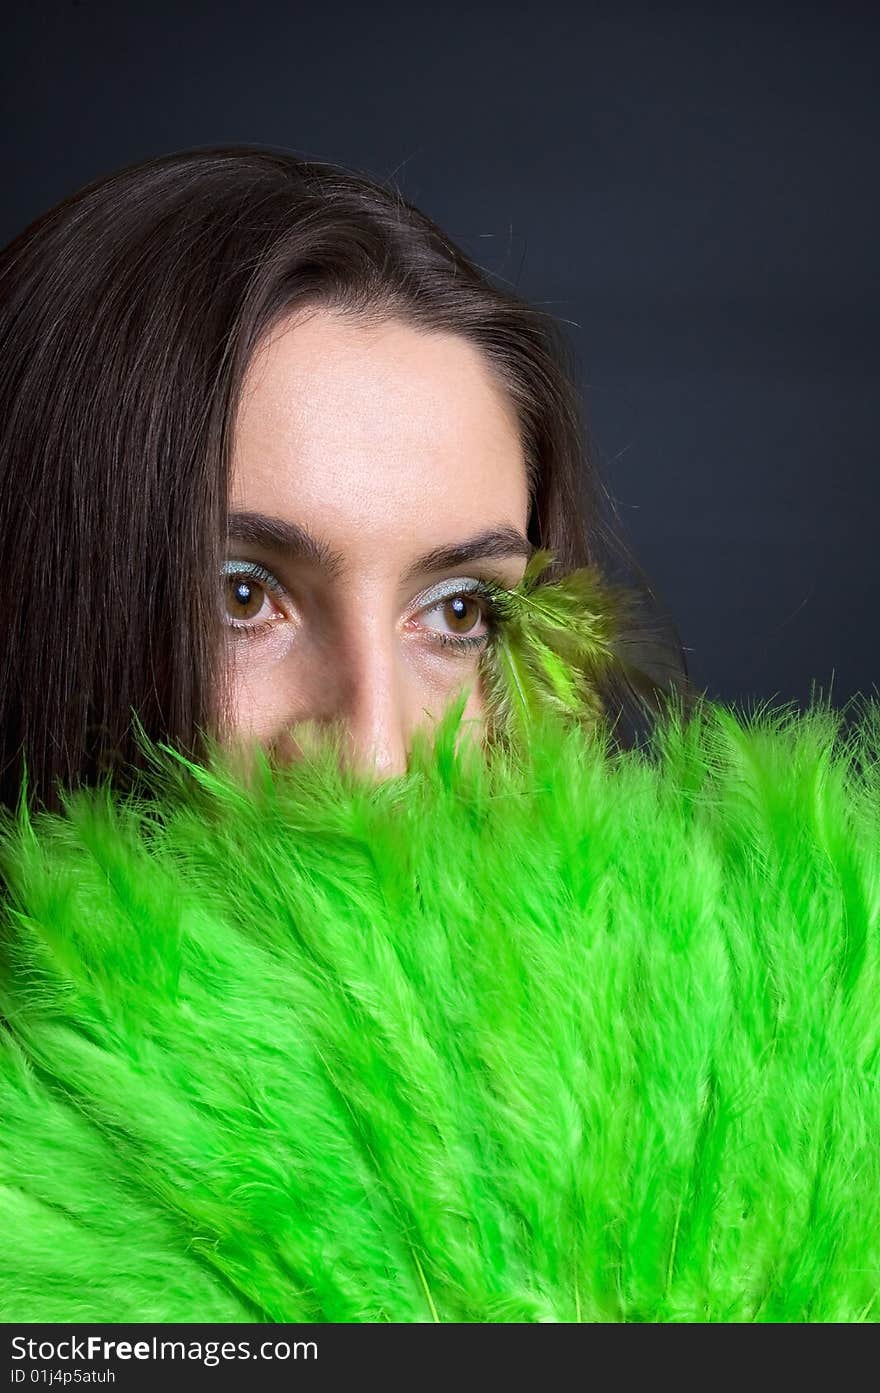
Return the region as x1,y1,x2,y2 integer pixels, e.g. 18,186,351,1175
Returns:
417,587,499,653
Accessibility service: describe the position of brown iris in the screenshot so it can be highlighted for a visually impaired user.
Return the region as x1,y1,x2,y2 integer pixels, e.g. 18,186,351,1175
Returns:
443,594,482,634
226,575,265,623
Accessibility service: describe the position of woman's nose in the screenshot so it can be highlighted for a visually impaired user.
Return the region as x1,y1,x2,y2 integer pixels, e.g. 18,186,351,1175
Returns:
330,633,410,782
341,709,408,781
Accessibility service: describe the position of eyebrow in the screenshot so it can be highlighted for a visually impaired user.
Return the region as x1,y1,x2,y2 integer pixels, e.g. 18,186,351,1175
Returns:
225,510,534,583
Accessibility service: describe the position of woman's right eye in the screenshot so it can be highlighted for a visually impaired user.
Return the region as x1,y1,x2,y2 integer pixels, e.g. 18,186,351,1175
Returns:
222,561,288,639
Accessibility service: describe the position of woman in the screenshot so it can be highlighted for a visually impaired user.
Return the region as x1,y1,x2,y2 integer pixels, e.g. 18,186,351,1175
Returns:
0,145,692,815
1,150,877,1325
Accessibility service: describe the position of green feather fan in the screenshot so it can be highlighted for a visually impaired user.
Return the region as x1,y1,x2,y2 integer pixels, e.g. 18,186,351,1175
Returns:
0,565,878,1323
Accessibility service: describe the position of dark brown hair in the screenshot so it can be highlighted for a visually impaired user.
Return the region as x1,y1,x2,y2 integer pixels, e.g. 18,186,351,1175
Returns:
0,144,695,815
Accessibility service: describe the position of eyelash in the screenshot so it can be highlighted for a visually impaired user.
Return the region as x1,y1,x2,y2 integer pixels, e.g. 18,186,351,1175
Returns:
221,561,506,656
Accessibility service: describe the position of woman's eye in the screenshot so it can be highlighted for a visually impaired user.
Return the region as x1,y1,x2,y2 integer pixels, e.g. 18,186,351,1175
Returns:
418,590,497,652
222,563,286,639
423,594,484,636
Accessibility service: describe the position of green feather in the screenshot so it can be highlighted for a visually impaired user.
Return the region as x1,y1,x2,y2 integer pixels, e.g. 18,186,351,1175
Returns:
478,548,645,749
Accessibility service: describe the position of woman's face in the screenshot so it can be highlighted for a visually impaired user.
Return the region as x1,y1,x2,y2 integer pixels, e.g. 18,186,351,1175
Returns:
224,307,531,779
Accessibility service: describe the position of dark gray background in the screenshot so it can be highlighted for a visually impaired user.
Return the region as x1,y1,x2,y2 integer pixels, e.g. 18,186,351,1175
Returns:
2,1,877,714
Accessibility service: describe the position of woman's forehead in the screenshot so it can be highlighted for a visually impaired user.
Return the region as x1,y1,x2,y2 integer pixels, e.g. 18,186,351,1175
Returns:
230,308,530,569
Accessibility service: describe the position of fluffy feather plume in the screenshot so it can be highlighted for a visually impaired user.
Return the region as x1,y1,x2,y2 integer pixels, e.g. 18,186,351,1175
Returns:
477,549,660,749
0,688,878,1322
